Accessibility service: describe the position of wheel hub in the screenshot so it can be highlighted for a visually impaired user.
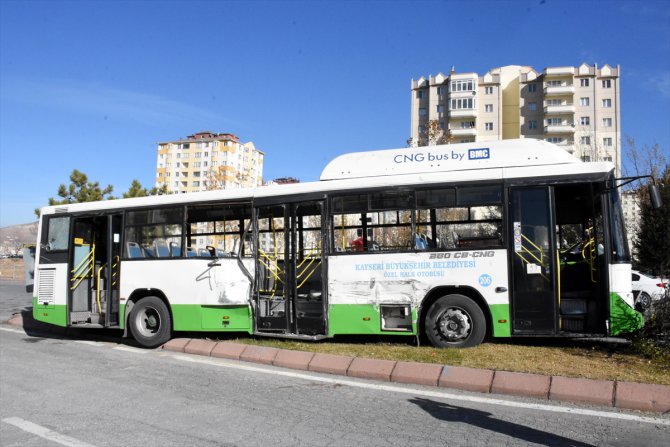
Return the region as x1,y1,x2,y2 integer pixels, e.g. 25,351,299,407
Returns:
438,308,471,340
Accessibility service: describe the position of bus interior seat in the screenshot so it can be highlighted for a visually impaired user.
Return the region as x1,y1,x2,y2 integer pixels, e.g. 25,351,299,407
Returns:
186,247,197,257
415,233,428,250
142,243,156,258
155,240,171,257
216,248,226,257
206,245,216,257
126,242,144,259
170,242,181,257
198,248,211,257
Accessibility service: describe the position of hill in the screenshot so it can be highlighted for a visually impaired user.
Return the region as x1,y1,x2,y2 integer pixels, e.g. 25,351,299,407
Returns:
0,222,38,256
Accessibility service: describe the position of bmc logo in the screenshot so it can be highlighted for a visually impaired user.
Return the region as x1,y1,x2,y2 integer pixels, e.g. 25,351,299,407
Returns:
478,274,492,287
468,148,490,160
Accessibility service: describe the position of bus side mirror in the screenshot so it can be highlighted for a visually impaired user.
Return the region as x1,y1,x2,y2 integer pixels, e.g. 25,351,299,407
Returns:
649,184,662,209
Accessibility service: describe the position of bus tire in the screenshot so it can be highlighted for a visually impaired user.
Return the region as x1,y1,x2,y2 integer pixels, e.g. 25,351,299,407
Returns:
424,294,486,348
129,296,172,348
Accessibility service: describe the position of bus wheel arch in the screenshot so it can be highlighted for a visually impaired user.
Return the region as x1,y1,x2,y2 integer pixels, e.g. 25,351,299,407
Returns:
419,286,491,348
124,289,173,348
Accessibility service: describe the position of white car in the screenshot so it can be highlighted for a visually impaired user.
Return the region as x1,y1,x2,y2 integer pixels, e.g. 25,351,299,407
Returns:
631,270,667,310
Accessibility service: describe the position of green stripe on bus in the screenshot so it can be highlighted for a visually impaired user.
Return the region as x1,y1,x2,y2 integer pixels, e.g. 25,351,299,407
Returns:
609,292,644,336
171,304,253,332
328,304,417,336
32,297,68,327
489,304,511,337
328,303,511,338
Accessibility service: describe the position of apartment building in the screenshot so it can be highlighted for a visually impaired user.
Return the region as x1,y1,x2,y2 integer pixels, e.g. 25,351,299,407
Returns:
410,64,621,174
156,131,264,194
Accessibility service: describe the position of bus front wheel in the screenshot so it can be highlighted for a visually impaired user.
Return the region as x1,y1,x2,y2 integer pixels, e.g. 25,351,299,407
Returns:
129,296,172,348
424,294,486,348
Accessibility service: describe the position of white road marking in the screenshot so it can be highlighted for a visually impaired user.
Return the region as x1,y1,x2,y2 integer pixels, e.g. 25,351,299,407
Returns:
113,346,149,354
0,326,24,334
172,353,670,427
2,417,97,447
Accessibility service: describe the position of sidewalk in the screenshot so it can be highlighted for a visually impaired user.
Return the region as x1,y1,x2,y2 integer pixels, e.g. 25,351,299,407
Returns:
6,312,670,414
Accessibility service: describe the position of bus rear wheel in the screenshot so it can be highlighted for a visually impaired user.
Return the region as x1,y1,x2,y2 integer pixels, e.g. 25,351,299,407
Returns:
424,294,486,348
129,296,172,348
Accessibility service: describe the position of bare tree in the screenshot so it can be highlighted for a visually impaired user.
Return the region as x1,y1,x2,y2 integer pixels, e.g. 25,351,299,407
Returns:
407,120,452,148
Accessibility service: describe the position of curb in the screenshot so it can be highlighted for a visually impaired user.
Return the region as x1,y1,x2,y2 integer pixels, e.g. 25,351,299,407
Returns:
161,337,670,414
6,313,670,414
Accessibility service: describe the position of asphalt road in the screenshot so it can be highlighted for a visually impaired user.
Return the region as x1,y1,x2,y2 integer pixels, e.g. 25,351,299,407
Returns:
1,282,669,446
0,280,31,322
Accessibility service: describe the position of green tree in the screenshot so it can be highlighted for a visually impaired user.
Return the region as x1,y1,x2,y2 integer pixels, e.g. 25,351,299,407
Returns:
36,170,115,216
122,180,169,198
635,165,670,277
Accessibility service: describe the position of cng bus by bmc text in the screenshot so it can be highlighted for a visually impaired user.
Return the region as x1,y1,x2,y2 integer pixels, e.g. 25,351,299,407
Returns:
31,139,650,348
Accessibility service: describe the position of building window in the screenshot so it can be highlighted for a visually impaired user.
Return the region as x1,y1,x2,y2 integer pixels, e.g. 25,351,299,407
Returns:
459,121,475,129
580,116,590,125
450,79,475,92
485,86,493,94
580,136,591,145
580,78,590,87
603,156,613,162
437,86,446,96
602,118,612,127
194,162,201,168
581,155,591,162
450,98,475,110
602,98,612,108
547,99,561,106
528,102,537,111
547,137,564,144
418,125,425,133
416,90,424,99
485,122,493,131
528,83,537,93
195,152,202,158
547,118,562,126
602,79,612,88
547,80,562,87
580,97,590,106
529,120,537,129
603,137,613,146
485,104,493,112
419,108,427,117
437,105,445,113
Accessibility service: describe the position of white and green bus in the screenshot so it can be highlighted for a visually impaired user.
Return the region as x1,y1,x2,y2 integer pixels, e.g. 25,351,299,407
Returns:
32,139,647,348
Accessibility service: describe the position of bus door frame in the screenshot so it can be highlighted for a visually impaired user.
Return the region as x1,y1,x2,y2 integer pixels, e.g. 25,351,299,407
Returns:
507,185,559,335
253,197,328,336
68,212,123,327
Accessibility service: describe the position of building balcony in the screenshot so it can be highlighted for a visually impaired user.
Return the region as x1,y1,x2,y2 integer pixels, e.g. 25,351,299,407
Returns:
450,128,478,137
544,104,576,114
544,124,575,134
544,86,575,96
449,109,477,118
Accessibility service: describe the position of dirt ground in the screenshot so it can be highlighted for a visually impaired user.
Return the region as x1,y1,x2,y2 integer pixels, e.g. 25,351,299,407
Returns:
0,258,24,282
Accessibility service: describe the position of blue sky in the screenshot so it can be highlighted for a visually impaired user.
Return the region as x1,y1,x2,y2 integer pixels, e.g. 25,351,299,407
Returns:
1,0,669,227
